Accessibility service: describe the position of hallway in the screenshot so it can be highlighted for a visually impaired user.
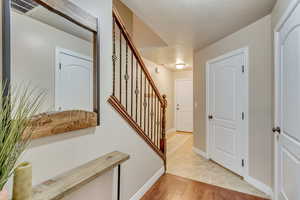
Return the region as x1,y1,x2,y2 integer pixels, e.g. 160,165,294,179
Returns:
166,132,269,199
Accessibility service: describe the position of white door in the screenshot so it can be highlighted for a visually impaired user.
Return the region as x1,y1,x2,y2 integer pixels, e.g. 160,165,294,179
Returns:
175,79,193,132
207,50,247,176
55,48,93,112
275,3,300,200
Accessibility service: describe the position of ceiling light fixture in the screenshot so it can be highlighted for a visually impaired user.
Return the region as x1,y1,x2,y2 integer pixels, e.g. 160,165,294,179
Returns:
176,63,185,69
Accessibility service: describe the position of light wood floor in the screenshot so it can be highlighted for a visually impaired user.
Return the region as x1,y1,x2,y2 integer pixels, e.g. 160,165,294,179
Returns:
141,174,270,200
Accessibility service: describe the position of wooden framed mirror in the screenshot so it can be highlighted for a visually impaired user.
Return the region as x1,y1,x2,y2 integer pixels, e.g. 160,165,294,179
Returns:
2,0,100,139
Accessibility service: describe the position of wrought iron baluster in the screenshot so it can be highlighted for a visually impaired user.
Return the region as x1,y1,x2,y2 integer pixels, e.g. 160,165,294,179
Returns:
119,31,122,103
135,62,138,123
154,96,157,147
131,52,134,117
144,75,147,133
150,89,154,143
112,17,116,96
125,41,128,110
147,82,150,138
140,68,143,128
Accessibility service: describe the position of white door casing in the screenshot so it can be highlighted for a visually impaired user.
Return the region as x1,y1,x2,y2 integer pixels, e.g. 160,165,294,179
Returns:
175,79,193,132
55,47,93,112
274,1,300,200
206,48,249,177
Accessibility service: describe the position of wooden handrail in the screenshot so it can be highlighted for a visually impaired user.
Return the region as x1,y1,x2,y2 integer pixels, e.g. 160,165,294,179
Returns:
113,8,165,106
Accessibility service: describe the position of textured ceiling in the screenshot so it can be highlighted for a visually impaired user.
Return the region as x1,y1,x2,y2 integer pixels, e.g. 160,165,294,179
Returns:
121,0,276,69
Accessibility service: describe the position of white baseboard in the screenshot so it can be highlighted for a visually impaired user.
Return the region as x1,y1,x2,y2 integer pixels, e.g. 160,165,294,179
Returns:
129,167,164,200
166,128,176,134
244,176,273,198
192,147,209,159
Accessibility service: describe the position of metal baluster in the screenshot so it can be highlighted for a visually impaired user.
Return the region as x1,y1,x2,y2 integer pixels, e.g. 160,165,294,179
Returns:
112,17,116,96
158,101,161,148
154,96,157,147
144,75,147,133
159,102,162,149
131,52,134,117
147,82,150,138
151,89,154,143
119,31,122,103
140,69,143,128
125,41,128,110
135,62,138,123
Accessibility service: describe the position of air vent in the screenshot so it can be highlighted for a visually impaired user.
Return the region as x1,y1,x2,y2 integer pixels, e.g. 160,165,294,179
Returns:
11,0,39,14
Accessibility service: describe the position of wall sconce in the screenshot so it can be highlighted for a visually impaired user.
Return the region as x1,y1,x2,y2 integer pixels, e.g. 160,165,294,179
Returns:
155,67,160,73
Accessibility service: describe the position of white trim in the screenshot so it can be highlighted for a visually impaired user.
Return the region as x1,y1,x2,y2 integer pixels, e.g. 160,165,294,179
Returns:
174,79,193,132
192,147,209,159
205,47,249,178
166,128,176,135
129,167,164,200
244,176,273,198
273,1,300,200
274,0,300,31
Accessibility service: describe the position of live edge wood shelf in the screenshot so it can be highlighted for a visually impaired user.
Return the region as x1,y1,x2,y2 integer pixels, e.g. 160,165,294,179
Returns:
32,151,130,200
25,110,97,139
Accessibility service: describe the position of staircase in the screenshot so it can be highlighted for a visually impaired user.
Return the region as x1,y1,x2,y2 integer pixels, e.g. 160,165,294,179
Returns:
108,9,167,165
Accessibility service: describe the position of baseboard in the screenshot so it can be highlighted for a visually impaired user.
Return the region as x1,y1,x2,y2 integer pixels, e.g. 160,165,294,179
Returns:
192,147,209,159
244,176,273,198
129,167,164,200
166,128,176,134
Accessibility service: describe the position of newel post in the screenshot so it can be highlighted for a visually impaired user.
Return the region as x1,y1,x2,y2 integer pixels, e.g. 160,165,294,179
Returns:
161,95,167,168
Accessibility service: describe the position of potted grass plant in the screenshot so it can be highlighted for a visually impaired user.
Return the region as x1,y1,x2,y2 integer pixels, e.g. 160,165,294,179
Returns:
0,84,44,200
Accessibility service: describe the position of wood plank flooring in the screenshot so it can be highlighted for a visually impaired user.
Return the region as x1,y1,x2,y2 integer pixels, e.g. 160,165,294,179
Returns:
141,174,270,200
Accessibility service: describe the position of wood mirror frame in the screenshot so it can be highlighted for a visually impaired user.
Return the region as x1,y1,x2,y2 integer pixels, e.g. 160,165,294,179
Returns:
1,0,100,139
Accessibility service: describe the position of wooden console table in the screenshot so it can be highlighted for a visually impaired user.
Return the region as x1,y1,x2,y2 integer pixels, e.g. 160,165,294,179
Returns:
32,151,129,200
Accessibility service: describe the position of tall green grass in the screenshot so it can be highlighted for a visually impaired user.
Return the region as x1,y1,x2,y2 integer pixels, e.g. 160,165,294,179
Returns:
0,84,45,190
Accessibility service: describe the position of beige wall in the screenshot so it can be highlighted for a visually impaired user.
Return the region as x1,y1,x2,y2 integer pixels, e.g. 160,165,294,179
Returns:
62,170,114,200
3,0,164,199
113,0,133,36
193,15,273,187
173,70,193,80
11,11,92,112
144,58,175,130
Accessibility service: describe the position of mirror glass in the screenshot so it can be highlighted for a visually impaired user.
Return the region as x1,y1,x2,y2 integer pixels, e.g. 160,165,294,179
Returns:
10,0,94,114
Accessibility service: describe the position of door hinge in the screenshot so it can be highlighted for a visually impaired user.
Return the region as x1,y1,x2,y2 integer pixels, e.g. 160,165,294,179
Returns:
242,65,245,73
59,63,62,70
242,159,245,167
242,112,245,120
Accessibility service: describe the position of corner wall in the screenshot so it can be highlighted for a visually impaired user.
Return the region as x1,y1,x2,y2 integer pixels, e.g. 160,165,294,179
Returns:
2,0,164,199
193,15,273,187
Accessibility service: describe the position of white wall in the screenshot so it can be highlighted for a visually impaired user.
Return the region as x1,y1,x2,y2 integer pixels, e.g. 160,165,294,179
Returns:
11,11,92,112
193,15,273,187
2,0,164,199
